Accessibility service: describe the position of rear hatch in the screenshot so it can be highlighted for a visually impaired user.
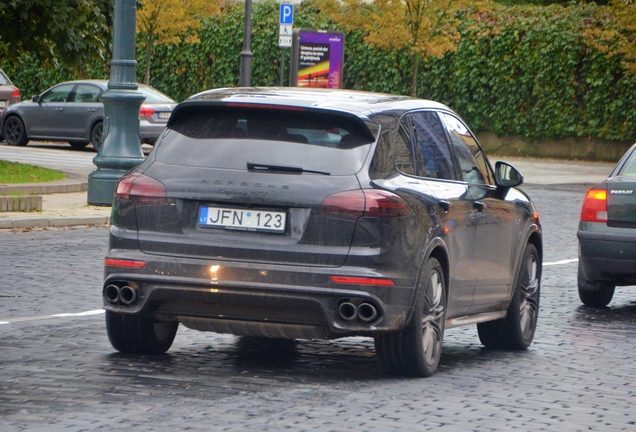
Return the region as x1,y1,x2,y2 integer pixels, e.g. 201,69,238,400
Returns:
135,103,377,267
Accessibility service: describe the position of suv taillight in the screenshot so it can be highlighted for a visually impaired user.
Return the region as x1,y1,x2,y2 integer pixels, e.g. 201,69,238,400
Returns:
11,89,20,99
321,189,412,221
115,173,167,205
580,187,607,222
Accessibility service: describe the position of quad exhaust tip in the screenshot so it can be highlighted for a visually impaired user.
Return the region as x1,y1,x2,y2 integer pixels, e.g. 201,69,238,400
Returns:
104,282,139,306
337,300,380,324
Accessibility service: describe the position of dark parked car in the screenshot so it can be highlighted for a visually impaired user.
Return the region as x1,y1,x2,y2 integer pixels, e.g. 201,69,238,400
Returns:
578,143,636,307
1,79,176,150
103,88,542,377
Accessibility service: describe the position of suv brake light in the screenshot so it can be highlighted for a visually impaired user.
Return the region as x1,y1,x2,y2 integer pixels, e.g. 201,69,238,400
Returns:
115,173,167,205
321,189,412,221
580,187,607,222
11,89,20,99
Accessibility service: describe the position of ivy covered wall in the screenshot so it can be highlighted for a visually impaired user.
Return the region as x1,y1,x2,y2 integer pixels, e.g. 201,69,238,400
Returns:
3,0,635,144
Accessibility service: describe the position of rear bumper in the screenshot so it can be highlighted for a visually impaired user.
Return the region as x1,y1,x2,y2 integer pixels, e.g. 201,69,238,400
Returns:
103,250,415,339
139,121,166,143
578,223,636,284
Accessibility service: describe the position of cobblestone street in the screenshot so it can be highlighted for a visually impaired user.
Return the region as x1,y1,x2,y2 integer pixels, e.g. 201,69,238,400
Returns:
2,183,636,431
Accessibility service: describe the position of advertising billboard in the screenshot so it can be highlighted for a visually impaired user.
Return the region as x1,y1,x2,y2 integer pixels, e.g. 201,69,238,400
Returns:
290,29,344,89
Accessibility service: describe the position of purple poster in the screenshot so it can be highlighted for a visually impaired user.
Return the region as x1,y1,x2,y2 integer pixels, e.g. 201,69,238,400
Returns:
292,30,344,89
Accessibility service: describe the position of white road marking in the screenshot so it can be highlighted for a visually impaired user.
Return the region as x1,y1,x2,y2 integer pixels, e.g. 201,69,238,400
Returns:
543,258,578,266
0,260,579,325
1,309,104,325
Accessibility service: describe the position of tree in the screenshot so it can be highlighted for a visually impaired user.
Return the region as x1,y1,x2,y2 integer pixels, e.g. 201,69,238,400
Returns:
584,0,636,74
319,0,472,96
0,0,111,72
136,0,220,85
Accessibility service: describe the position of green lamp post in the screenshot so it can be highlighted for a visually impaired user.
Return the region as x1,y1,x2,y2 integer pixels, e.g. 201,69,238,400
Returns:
87,0,145,206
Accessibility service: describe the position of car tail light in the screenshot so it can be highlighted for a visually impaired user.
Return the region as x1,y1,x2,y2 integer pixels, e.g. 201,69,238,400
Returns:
330,276,395,286
139,107,155,118
11,89,20,99
115,173,167,205
321,189,412,221
580,187,607,222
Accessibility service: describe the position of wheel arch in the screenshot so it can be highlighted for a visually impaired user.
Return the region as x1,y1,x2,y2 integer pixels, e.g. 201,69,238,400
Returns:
413,238,450,310
2,113,28,135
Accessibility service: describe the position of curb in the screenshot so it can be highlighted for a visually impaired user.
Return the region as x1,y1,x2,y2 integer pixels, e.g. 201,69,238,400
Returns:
0,215,110,230
0,179,88,195
0,177,107,229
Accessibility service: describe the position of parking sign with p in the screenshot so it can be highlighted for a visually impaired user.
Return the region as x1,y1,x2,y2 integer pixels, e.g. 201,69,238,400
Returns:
280,4,294,25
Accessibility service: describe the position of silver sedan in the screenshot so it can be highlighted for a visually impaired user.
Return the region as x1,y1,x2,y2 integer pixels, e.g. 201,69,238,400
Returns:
0,79,176,150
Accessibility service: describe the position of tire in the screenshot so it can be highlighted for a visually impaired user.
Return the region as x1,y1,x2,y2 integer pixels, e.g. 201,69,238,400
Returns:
478,243,540,350
68,140,89,149
375,257,446,377
3,116,28,146
90,121,103,151
105,310,178,355
577,261,615,307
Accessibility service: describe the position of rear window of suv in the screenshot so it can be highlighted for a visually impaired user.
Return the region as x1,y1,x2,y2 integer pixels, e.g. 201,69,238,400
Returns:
167,105,375,148
155,105,378,175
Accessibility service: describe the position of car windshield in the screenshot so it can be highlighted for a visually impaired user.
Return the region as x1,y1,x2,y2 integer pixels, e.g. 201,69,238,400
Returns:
139,86,175,103
618,152,636,177
0,71,11,85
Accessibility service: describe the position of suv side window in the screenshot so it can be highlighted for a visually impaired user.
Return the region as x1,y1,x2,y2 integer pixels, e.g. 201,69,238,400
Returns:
440,112,493,185
394,115,416,175
411,111,455,180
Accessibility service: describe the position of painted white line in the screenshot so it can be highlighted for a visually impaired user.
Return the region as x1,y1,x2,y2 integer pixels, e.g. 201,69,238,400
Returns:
1,309,104,325
543,258,578,266
0,261,579,325
52,310,105,318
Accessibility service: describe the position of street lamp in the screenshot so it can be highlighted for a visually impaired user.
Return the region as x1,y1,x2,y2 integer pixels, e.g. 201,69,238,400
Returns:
240,0,252,87
87,0,145,206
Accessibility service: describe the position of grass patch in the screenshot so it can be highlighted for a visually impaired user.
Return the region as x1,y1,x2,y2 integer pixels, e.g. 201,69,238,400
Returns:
0,159,66,184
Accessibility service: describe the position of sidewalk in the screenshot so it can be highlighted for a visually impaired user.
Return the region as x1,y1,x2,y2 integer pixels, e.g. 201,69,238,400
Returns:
0,156,616,230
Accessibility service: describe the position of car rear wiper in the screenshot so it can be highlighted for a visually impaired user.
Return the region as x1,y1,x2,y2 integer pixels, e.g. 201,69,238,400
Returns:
247,162,330,176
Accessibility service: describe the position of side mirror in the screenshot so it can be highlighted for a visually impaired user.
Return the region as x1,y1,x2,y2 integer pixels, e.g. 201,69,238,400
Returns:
495,161,524,188
31,95,40,103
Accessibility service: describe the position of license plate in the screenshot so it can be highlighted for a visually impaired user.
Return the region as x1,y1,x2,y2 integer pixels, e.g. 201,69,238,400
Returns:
0,101,5,108
199,206,286,233
158,111,171,119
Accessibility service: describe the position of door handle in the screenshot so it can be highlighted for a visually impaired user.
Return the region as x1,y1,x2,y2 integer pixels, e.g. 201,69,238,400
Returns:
87,109,96,113
473,201,486,212
438,200,452,212
55,108,63,112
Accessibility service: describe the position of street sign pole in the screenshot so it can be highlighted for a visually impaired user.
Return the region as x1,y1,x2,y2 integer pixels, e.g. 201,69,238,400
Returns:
279,50,285,86
278,4,294,87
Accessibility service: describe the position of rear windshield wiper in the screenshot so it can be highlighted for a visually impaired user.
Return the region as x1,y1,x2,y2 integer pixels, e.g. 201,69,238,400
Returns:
247,162,330,176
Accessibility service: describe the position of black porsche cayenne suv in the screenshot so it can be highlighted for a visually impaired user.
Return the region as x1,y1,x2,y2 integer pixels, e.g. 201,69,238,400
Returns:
103,87,542,377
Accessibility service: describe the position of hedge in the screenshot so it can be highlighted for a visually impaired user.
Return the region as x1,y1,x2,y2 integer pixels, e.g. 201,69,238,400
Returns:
2,0,635,142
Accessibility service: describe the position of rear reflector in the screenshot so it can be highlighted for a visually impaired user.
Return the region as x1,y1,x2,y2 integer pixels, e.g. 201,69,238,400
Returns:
104,258,147,268
330,276,395,286
580,187,608,222
321,189,412,221
115,173,167,205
